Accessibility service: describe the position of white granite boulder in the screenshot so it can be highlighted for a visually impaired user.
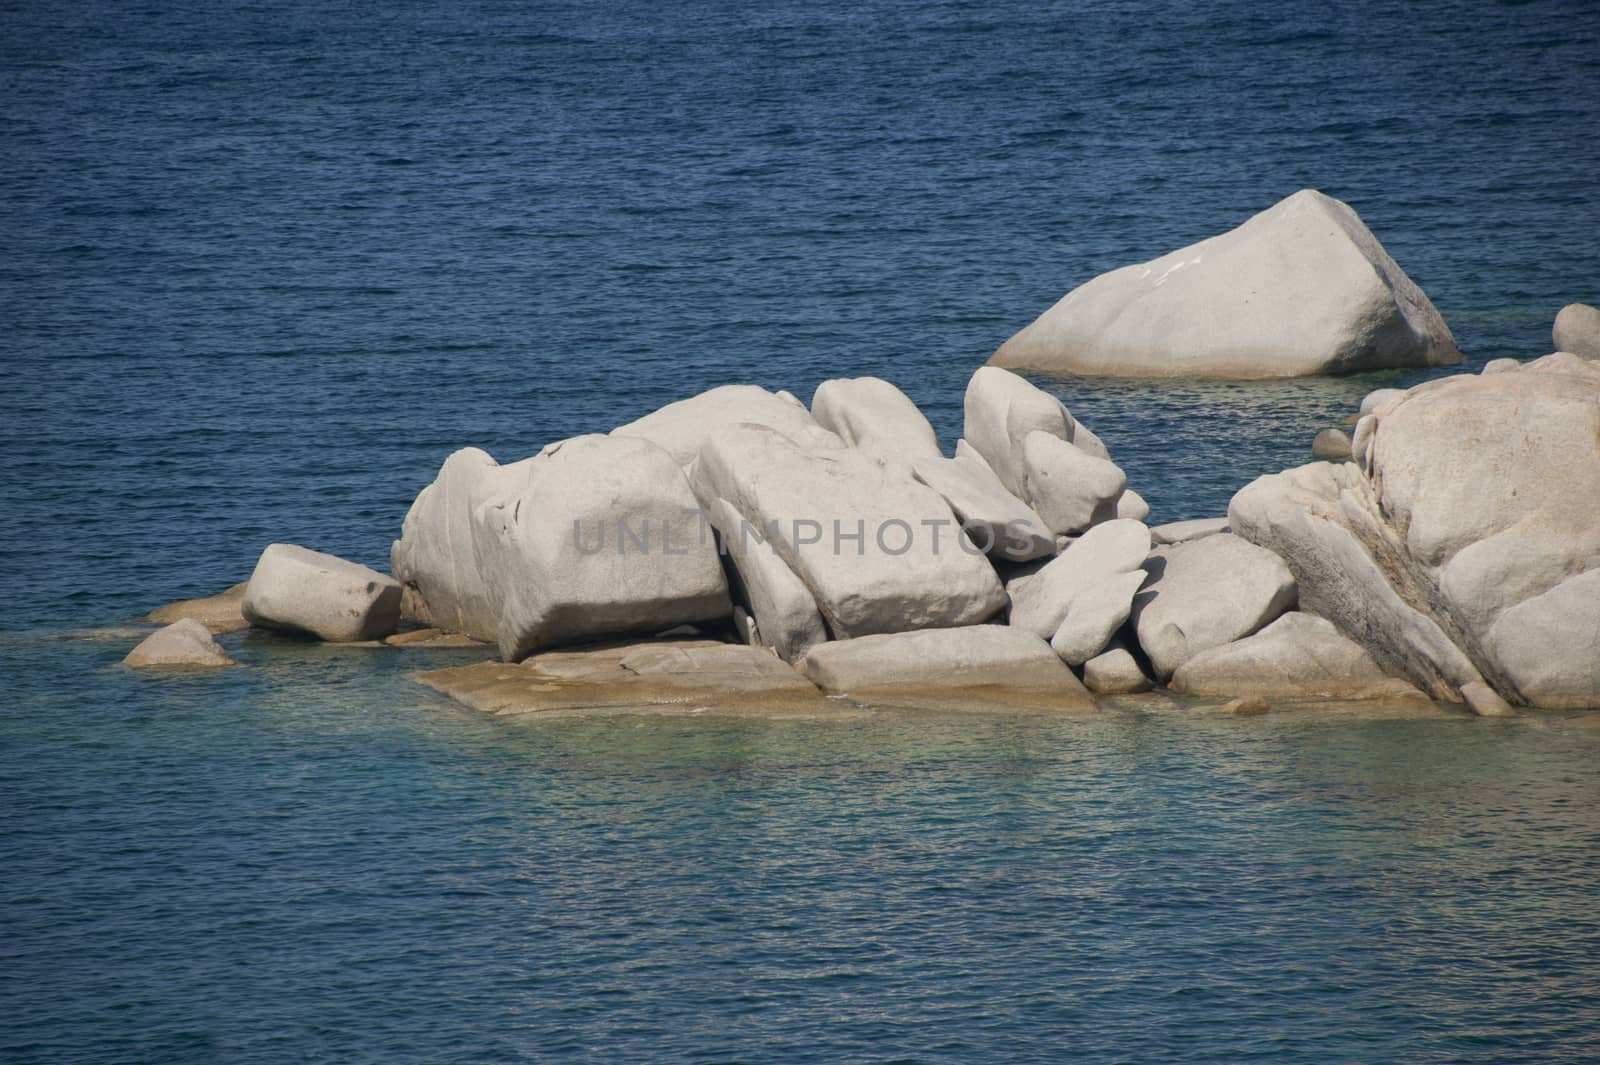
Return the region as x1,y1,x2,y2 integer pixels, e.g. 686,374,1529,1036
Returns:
243,544,403,643
393,437,731,660
1312,428,1352,462
610,384,842,468
1131,533,1297,680
1169,612,1410,699
1553,302,1600,360
1008,519,1151,654
811,376,943,469
706,498,829,663
1022,431,1126,534
694,423,1006,638
1082,644,1152,695
797,626,1089,700
962,366,1111,496
990,189,1460,378
123,618,238,669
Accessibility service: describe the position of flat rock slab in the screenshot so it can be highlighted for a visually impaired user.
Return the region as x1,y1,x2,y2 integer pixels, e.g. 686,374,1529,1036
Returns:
384,628,489,648
1170,612,1421,700
144,581,250,634
412,639,834,716
797,626,1093,710
1149,517,1229,546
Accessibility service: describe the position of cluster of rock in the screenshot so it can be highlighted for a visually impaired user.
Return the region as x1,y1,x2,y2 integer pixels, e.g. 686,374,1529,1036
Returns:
127,346,1600,716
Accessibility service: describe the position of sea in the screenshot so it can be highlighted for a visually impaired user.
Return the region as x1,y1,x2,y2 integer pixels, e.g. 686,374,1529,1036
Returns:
3,1,1599,1061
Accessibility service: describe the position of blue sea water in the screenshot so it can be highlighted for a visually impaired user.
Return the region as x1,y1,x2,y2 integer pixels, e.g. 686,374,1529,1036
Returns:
3,1,1600,1061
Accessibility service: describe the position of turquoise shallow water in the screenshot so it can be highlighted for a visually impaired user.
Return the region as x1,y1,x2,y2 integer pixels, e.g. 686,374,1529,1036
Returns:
4,0,1600,1060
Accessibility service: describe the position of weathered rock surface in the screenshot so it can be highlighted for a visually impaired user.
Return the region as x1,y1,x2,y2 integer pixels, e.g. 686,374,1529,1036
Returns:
1170,612,1413,699
243,544,403,643
1359,388,1407,417
707,498,829,663
123,618,238,669
1553,302,1600,360
910,452,1055,562
1312,428,1353,462
811,376,943,469
1008,518,1151,640
1082,644,1152,694
694,423,1006,638
145,581,249,635
1232,367,1600,710
990,189,1460,378
393,437,731,660
1150,517,1228,546
1132,533,1297,680
797,626,1090,704
962,366,1111,497
1021,431,1126,535
610,384,842,468
1049,569,1149,666
414,639,828,716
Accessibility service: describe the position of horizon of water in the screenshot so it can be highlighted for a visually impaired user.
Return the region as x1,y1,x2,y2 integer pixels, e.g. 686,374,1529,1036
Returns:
4,1,1600,1062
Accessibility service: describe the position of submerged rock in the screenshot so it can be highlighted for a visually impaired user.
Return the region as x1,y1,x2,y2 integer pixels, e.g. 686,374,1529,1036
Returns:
990,189,1460,378
144,581,249,635
243,544,403,643
124,618,237,669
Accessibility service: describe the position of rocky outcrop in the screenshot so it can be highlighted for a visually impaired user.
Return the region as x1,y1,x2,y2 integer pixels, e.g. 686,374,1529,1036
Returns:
1231,365,1600,710
123,618,238,668
1553,303,1600,360
393,436,731,660
1131,533,1297,680
990,189,1460,378
243,544,403,643
694,423,1007,638
797,626,1090,703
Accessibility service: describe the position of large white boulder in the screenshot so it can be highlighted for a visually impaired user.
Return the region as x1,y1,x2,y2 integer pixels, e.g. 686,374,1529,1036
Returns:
1131,533,1297,680
694,423,1007,638
706,498,829,663
610,384,842,468
1049,569,1149,666
243,544,403,643
1553,302,1600,360
1170,612,1409,699
393,437,731,660
811,376,943,469
990,189,1460,378
797,626,1089,700
123,618,238,668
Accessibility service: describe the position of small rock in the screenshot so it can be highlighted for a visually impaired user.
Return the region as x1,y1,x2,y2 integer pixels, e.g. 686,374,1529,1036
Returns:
1223,696,1269,716
1311,428,1353,462
1553,302,1600,360
123,618,237,669
1021,431,1127,535
1461,681,1517,718
1082,646,1151,694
